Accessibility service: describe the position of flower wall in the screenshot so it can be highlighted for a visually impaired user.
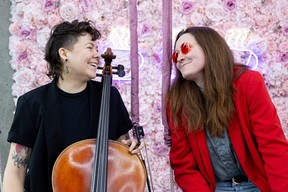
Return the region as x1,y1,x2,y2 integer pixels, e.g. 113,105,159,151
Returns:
9,0,288,191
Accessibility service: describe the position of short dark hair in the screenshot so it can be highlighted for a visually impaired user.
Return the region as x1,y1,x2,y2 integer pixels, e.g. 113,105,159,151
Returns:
45,19,101,80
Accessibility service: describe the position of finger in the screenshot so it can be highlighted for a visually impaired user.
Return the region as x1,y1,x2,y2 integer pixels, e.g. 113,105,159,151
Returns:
129,140,137,152
130,149,140,154
121,139,128,145
138,140,145,150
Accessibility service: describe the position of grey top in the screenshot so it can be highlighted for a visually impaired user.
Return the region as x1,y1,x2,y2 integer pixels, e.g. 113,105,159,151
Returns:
206,129,246,182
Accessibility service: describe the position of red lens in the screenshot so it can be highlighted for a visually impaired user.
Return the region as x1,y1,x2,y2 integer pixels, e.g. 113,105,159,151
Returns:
181,42,192,54
172,51,178,64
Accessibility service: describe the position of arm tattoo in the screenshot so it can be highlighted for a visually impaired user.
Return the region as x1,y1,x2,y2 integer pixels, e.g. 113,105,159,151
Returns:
11,144,31,168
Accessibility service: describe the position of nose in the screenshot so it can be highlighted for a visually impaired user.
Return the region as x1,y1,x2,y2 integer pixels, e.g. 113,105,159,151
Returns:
177,52,185,63
93,49,100,59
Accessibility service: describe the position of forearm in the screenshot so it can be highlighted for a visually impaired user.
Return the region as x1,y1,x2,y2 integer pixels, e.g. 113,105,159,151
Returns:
3,171,25,192
3,142,30,192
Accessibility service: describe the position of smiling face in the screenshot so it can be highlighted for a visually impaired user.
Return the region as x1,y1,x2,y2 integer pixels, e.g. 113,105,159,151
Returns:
63,33,100,82
174,33,206,88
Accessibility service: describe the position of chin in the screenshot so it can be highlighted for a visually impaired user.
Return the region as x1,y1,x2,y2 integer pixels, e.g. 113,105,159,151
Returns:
182,73,191,79
89,76,97,80
88,72,97,79
183,75,194,81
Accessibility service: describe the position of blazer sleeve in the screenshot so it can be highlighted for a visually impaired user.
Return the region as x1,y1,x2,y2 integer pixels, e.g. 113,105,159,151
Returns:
7,95,37,148
110,86,133,137
167,107,210,192
245,71,288,191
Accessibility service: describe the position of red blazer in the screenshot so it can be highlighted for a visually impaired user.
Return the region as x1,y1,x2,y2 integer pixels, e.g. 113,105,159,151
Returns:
168,70,288,192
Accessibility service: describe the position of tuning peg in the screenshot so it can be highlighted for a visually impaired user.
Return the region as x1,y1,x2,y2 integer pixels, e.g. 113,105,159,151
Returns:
112,70,125,77
113,64,124,71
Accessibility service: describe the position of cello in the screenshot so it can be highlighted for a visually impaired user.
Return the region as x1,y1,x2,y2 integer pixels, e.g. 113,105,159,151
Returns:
52,48,147,192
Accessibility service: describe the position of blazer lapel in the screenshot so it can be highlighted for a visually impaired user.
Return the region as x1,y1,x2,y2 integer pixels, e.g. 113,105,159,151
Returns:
227,112,247,171
43,80,63,149
88,80,102,137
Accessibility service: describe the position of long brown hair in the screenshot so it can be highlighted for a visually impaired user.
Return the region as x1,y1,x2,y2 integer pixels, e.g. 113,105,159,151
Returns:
166,26,247,137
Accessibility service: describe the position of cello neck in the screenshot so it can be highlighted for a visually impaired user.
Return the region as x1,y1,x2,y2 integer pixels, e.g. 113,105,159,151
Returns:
90,48,115,192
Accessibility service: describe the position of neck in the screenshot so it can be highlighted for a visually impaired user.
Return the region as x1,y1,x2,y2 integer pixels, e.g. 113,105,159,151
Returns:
194,80,204,91
57,77,88,93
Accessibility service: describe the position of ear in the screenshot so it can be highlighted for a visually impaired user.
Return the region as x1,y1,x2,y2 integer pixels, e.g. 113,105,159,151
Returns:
58,47,68,61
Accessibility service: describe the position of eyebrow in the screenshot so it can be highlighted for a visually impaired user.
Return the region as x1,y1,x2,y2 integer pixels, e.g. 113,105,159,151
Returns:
85,42,95,46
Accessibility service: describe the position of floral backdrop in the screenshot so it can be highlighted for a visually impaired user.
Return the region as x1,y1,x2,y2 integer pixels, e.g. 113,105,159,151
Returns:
8,0,288,191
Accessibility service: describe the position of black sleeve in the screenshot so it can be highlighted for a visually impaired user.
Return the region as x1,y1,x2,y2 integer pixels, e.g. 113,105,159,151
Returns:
7,95,37,148
109,86,133,140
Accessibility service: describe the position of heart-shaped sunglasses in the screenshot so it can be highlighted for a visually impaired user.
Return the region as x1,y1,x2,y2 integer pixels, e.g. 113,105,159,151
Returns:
172,42,193,64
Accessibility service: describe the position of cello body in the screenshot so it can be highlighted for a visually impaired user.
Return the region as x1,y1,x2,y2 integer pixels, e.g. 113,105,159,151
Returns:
52,139,147,192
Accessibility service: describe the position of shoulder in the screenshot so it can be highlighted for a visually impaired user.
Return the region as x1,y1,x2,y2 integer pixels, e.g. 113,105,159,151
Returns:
18,82,51,104
233,69,269,106
234,69,265,88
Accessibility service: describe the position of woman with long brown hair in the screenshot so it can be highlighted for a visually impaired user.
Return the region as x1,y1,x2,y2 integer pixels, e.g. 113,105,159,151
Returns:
166,26,288,191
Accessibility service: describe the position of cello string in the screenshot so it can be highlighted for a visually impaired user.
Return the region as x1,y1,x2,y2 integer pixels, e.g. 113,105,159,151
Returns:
91,77,105,191
102,75,110,191
95,74,111,192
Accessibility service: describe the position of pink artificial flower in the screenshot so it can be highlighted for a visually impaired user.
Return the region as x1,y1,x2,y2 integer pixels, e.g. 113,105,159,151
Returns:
276,1,288,21
47,14,62,27
35,73,51,87
281,24,288,36
12,83,29,97
277,52,288,63
224,0,236,11
59,3,78,21
179,1,194,14
247,38,268,56
36,60,49,74
152,52,162,64
36,27,51,48
17,51,29,64
205,2,225,22
283,80,288,93
254,14,270,27
279,41,288,52
190,12,203,25
18,28,34,40
13,68,35,87
15,44,27,53
141,24,152,36
9,23,21,36
80,0,92,12
43,0,56,11
15,3,25,16
153,144,169,156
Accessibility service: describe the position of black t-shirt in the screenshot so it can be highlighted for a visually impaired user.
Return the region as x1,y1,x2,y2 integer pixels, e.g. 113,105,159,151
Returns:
7,80,133,192
58,86,91,146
